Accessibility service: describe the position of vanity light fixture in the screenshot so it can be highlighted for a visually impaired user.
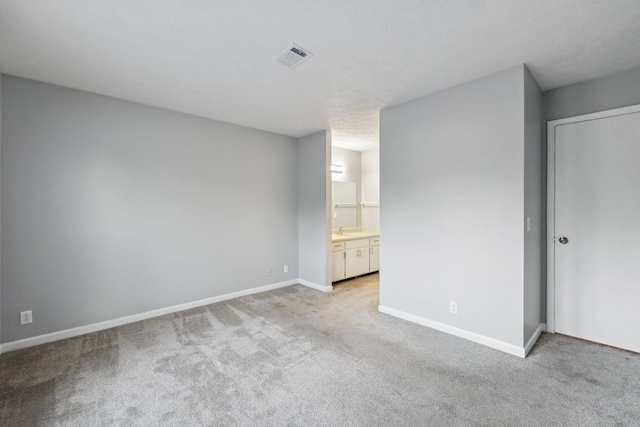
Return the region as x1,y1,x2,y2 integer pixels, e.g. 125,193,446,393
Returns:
331,164,344,174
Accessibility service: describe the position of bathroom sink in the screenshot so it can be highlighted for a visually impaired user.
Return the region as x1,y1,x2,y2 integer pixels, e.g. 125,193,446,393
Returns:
333,232,366,238
332,231,379,240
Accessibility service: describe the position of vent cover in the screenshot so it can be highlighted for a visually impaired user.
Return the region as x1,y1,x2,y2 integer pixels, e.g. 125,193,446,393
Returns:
275,44,313,69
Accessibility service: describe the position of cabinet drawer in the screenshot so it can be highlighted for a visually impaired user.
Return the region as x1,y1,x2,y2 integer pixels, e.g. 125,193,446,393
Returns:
345,238,369,249
331,242,345,252
369,237,380,246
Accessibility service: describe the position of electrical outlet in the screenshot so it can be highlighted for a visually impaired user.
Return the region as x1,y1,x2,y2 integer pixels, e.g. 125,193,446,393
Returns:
284,265,289,273
21,310,33,325
449,301,458,314
266,268,272,277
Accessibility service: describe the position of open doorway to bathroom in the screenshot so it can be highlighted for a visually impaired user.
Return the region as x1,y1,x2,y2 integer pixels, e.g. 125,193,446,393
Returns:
329,128,380,291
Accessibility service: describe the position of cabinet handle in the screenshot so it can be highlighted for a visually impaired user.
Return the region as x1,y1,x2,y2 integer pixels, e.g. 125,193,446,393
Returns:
343,252,346,260
370,247,373,255
357,249,361,257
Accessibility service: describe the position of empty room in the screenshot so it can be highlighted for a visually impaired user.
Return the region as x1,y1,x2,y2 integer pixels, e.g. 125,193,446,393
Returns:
1,1,640,425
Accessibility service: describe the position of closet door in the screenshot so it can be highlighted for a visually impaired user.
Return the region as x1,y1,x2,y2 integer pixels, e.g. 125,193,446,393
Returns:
553,108,640,352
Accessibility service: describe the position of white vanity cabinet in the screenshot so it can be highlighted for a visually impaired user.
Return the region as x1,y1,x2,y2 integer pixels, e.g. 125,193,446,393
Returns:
331,242,346,282
369,237,380,272
345,239,370,278
331,235,379,282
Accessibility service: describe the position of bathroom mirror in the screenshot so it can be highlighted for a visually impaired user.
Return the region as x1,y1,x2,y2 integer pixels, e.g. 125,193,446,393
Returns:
332,181,358,229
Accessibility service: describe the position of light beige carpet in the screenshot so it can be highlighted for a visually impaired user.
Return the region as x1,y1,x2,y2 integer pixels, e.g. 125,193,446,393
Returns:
1,273,639,426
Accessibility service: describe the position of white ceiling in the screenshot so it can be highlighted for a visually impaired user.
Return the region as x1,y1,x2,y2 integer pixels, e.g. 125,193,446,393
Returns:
1,1,640,152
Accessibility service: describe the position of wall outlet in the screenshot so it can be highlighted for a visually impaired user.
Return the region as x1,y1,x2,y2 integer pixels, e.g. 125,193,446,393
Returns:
266,268,272,277
284,265,289,273
449,301,458,314
21,310,33,325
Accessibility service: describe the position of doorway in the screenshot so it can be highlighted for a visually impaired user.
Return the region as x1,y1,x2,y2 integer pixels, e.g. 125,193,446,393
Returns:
330,140,380,284
547,104,640,353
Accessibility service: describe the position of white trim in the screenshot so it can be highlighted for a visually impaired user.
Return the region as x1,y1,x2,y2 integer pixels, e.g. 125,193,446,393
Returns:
548,104,640,127
547,119,556,333
298,279,333,292
379,305,536,358
0,279,298,353
546,103,640,334
524,323,546,357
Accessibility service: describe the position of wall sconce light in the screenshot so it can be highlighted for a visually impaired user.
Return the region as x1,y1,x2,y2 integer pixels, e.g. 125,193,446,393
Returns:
331,164,344,174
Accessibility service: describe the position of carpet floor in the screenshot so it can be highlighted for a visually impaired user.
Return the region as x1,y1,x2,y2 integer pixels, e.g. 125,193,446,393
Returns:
1,273,639,426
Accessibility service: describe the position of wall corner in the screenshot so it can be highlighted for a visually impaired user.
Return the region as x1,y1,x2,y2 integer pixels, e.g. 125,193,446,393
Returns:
0,72,3,345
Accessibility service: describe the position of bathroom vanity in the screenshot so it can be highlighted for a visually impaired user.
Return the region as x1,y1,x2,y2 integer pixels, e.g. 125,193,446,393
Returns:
331,230,379,282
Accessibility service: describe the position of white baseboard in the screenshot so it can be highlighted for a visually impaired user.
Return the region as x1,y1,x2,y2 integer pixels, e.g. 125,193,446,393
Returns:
0,279,299,354
298,279,333,292
378,305,538,358
523,323,546,357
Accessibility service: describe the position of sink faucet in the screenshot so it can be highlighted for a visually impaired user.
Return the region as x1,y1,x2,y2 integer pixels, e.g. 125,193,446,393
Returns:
337,226,344,235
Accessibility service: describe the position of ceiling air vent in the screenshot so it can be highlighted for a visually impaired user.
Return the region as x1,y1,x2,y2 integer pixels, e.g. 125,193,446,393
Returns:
275,44,313,69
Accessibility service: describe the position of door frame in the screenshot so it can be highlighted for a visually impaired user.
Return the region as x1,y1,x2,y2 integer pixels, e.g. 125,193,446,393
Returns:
546,103,640,333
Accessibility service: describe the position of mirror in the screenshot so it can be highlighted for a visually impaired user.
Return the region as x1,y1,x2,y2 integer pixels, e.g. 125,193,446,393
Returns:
332,181,358,229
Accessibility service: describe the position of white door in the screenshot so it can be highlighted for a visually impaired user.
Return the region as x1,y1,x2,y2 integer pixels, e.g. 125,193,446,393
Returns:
553,108,640,353
332,251,345,282
369,246,380,272
345,248,370,279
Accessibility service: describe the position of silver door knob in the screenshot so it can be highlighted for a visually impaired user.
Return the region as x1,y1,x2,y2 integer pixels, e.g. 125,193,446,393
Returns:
558,236,569,244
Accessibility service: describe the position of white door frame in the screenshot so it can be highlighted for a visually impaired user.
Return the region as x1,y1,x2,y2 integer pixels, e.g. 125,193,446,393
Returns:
546,103,640,333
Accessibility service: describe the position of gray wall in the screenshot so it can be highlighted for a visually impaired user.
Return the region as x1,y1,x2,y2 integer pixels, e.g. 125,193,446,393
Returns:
297,131,330,288
523,67,543,343
380,66,526,347
1,76,299,343
543,66,640,122
0,73,3,341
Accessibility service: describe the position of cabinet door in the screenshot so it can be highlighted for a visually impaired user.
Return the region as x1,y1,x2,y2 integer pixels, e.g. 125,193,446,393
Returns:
346,248,370,279
369,245,380,272
332,251,346,282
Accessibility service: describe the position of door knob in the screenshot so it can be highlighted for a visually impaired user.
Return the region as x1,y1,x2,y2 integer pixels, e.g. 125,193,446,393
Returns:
558,236,569,244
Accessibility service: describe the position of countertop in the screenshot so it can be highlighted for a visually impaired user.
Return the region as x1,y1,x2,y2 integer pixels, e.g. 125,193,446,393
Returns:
331,231,380,243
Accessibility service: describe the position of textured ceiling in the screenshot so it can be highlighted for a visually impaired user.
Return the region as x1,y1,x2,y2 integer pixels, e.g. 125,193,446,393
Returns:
1,1,640,151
